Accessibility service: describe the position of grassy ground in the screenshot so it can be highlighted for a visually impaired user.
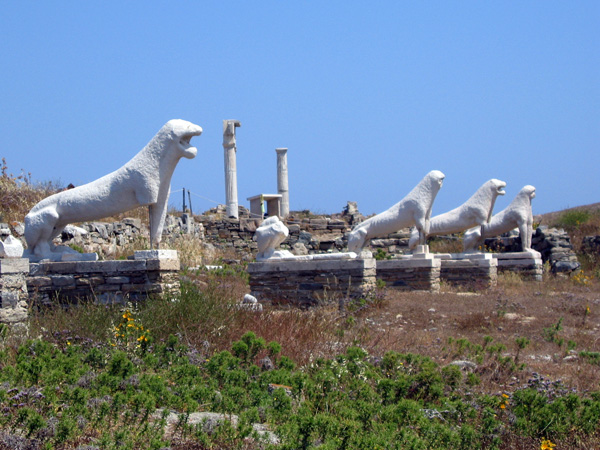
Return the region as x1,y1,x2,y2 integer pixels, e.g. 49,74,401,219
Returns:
0,269,599,449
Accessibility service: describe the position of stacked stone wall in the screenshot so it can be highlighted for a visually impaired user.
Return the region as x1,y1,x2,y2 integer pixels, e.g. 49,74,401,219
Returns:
376,259,441,292
484,226,580,274
247,258,376,308
28,258,180,306
0,258,29,323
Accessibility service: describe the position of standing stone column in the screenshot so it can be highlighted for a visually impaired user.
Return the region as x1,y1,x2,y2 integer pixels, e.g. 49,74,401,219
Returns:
223,120,241,219
276,148,289,218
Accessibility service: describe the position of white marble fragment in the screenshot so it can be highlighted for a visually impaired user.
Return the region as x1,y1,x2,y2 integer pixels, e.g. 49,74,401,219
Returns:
24,119,202,260
255,216,290,260
0,235,24,258
463,185,537,254
243,293,258,304
408,178,506,250
63,224,88,237
347,170,445,253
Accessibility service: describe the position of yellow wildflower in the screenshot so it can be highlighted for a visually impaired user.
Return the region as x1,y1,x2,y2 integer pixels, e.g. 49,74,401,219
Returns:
541,438,556,449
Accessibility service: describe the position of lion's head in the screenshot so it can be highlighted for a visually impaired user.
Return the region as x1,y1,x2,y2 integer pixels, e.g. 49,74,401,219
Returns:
426,170,445,190
163,119,203,160
489,179,506,196
520,185,536,200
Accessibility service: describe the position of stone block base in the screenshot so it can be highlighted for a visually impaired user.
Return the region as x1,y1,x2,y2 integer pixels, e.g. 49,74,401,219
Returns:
0,258,30,323
377,257,441,292
28,255,181,306
438,254,498,288
493,252,543,281
247,257,376,308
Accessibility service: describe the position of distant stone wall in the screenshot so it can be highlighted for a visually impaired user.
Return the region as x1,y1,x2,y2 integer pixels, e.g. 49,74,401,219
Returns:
582,236,600,255
484,226,580,274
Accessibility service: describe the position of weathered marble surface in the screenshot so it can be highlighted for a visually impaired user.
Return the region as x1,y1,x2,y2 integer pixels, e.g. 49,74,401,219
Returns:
347,170,445,253
255,216,292,260
463,185,537,253
223,120,241,219
256,216,357,261
0,235,24,258
24,119,202,261
408,179,506,251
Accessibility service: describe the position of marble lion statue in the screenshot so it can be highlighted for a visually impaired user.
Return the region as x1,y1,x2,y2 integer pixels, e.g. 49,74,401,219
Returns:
25,119,202,259
463,185,536,253
255,216,293,260
347,170,445,253
408,178,506,251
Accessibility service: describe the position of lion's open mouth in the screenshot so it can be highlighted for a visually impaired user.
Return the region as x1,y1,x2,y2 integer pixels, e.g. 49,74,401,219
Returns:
178,126,203,158
497,184,506,195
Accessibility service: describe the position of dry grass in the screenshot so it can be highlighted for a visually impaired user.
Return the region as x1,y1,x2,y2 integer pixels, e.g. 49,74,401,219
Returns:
130,266,600,403
0,158,61,224
177,271,600,397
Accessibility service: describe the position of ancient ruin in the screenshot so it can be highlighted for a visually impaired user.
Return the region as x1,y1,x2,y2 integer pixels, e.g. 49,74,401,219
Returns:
347,170,445,253
276,148,290,218
223,120,241,219
463,185,537,253
24,119,202,261
408,178,506,250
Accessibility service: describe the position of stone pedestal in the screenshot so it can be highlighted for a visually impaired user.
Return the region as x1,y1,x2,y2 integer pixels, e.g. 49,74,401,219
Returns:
28,252,180,306
247,257,376,308
493,252,543,281
437,253,498,288
0,258,30,323
377,245,441,292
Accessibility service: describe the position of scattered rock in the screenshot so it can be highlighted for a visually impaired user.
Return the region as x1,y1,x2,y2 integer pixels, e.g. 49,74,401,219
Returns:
260,356,275,371
449,360,478,371
0,235,24,258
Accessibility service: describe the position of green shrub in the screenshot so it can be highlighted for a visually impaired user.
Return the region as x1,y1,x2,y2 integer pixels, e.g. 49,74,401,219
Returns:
556,210,591,228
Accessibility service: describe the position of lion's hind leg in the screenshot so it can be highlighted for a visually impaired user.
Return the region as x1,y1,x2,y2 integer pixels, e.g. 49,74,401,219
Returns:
25,207,61,257
347,228,368,253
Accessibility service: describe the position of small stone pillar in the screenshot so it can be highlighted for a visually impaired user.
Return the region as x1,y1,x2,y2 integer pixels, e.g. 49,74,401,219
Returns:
276,148,289,218
0,258,30,324
223,120,241,219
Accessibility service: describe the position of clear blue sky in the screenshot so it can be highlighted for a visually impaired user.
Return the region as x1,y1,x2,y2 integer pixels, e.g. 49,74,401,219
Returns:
1,2,598,218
